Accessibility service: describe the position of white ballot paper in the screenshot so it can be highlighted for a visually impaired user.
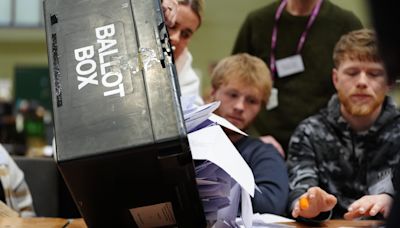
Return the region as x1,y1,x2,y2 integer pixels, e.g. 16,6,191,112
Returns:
183,101,220,133
188,125,255,196
188,125,255,227
195,161,227,220
183,99,256,227
208,113,248,136
236,213,295,228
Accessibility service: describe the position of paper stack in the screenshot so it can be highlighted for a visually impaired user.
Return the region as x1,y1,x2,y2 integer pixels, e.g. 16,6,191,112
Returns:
195,160,232,220
182,97,255,227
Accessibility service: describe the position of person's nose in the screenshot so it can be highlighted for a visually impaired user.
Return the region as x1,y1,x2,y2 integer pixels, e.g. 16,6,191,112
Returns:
233,97,245,113
169,30,180,45
356,71,368,89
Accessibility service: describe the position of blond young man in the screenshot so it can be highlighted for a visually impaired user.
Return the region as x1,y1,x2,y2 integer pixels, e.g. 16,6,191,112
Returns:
287,29,400,222
210,53,288,215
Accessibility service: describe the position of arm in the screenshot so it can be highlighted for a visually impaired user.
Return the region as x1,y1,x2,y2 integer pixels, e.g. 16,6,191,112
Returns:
232,15,254,55
175,49,204,105
344,194,392,220
259,135,285,158
1,146,35,217
340,9,363,34
343,121,400,220
244,141,289,215
287,122,337,221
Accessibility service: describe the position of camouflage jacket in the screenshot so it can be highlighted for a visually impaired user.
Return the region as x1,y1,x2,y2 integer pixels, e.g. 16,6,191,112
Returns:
287,95,400,219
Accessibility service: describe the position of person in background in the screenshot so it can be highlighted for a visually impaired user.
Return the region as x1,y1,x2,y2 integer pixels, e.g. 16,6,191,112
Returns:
0,144,35,217
168,0,205,105
287,29,400,222
232,0,363,156
210,53,288,215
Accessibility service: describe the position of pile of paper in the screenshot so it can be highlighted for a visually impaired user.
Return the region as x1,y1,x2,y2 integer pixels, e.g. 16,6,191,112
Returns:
182,98,220,133
195,160,232,220
182,97,255,228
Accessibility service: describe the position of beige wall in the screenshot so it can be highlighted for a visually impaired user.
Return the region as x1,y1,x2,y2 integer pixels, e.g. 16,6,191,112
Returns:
0,29,47,100
0,0,371,101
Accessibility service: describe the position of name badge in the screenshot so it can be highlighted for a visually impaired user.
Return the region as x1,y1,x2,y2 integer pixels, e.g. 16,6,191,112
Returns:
276,54,305,78
368,171,394,195
266,88,278,110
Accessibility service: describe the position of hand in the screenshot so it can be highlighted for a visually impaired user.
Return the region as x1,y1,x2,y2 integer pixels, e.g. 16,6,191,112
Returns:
161,0,178,27
292,187,337,219
344,194,393,220
259,135,285,158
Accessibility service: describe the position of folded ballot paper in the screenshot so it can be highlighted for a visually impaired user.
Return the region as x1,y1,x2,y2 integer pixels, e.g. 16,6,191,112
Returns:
181,97,255,228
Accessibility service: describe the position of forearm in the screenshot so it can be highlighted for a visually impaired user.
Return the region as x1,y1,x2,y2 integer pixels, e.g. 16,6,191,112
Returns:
232,17,252,54
8,156,36,217
13,180,36,217
246,145,289,215
252,183,288,215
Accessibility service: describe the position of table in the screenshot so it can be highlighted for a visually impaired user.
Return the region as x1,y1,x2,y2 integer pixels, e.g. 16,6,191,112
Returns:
280,219,384,227
0,217,72,228
0,218,88,228
0,218,384,227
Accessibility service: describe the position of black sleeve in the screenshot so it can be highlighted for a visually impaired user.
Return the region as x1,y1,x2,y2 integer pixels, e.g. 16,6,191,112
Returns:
232,14,254,55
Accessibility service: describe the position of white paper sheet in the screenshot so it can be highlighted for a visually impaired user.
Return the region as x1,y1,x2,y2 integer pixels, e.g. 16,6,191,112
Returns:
236,213,295,228
184,101,220,132
188,125,255,197
208,114,248,136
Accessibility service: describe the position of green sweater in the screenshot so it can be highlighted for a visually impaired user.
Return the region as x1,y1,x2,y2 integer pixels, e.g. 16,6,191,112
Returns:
232,0,362,151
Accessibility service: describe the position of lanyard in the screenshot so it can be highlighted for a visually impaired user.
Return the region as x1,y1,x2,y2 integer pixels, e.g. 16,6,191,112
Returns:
270,0,323,76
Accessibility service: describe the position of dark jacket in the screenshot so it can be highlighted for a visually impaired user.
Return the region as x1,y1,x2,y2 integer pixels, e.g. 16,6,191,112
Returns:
287,95,400,219
235,136,289,215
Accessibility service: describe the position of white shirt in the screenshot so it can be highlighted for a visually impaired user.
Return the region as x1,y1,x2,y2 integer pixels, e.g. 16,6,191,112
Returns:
175,48,204,106
0,144,35,217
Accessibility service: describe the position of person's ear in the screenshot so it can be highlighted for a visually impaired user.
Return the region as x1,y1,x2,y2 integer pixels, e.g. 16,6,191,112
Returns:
332,68,339,90
210,87,217,101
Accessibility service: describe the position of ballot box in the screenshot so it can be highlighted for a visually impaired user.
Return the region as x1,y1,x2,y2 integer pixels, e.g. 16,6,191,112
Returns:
43,0,206,227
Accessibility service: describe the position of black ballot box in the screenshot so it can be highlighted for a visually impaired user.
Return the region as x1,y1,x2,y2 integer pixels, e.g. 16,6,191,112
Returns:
43,0,206,227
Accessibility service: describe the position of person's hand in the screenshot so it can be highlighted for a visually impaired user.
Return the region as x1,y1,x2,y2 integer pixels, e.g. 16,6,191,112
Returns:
344,194,393,220
161,0,178,27
259,135,285,158
292,187,337,219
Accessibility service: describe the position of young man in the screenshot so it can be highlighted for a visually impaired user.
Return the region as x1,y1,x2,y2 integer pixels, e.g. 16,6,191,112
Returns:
210,53,288,215
287,29,400,221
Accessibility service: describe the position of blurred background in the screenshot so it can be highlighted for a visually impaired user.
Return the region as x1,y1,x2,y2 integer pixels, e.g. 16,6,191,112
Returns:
0,0,398,156
0,0,50,156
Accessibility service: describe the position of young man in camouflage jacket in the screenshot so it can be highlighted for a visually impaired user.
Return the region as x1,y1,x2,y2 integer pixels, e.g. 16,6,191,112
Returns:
287,29,400,222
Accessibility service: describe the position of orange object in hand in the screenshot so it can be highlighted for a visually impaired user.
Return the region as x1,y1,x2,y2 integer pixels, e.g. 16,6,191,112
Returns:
299,196,309,210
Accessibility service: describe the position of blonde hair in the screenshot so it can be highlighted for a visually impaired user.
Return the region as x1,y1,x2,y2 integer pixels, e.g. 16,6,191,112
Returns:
178,0,205,26
333,29,381,68
211,53,273,105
